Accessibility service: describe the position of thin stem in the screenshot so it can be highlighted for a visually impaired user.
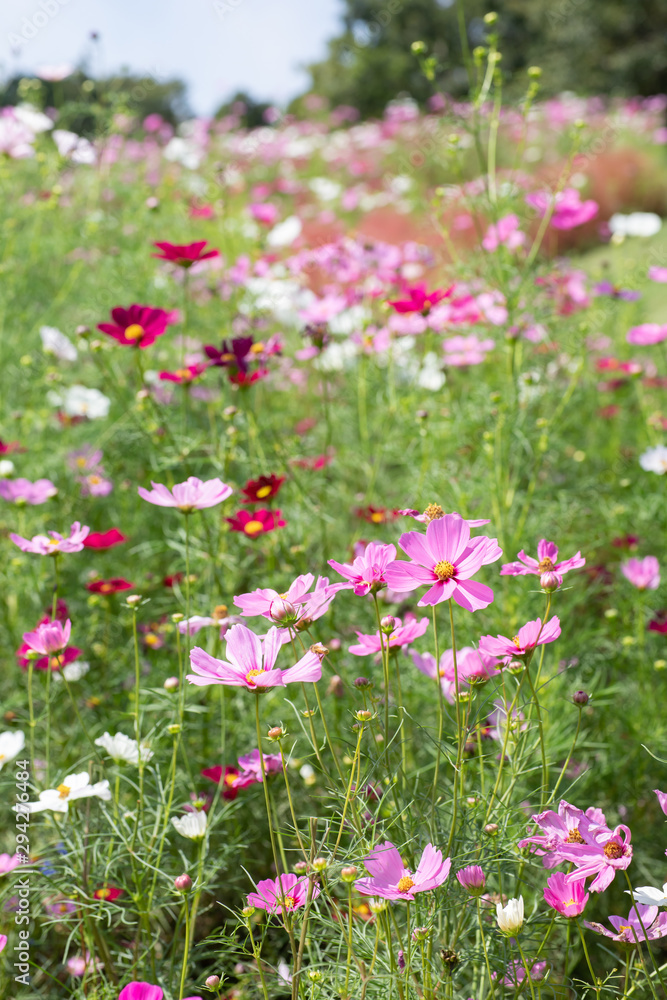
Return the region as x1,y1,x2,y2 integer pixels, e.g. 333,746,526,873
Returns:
178,894,191,1000
446,599,461,856
332,724,364,859
476,899,497,1000
254,693,281,879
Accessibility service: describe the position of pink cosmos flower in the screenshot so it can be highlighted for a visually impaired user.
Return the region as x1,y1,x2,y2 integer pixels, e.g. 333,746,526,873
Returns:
627,323,667,346
543,871,589,917
118,984,164,1000
501,540,585,583
235,749,283,784
158,363,208,384
249,203,280,226
234,574,344,625
621,556,660,590
355,841,451,900
442,334,495,367
328,541,397,596
98,305,177,348
561,824,633,892
398,506,489,527
138,477,232,512
187,623,322,690
10,521,89,555
649,266,667,283
479,616,561,660
67,446,103,473
526,188,598,230
411,646,500,702
496,961,547,988
247,873,318,914
482,214,526,252
79,473,113,498
384,515,501,610
0,478,57,505
655,788,667,816
586,903,667,943
388,283,452,315
456,865,486,895
0,853,22,875
349,616,429,656
23,619,71,656
518,800,609,868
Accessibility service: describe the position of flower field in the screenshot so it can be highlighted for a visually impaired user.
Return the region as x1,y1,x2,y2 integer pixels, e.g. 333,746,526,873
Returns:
3,48,667,1000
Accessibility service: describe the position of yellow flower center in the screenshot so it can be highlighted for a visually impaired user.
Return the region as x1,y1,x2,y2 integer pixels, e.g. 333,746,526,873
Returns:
604,841,623,860
57,783,71,799
250,342,264,354
100,583,112,593
145,633,160,647
245,669,264,685
125,323,144,341
282,895,296,909
566,828,585,844
434,560,455,581
175,368,192,379
89,475,101,485
538,557,555,572
76,457,87,468
244,519,264,536
221,352,235,362
424,503,444,521
47,539,60,547
397,876,415,893
371,512,384,523
256,485,272,498
512,635,521,647
96,888,111,899
224,773,236,786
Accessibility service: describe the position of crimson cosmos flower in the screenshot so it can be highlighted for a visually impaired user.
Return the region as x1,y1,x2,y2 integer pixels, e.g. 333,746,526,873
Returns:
153,240,219,267
83,528,127,549
241,474,285,504
87,578,134,594
159,363,208,384
98,305,177,348
204,336,268,385
226,508,285,538
388,282,453,315
93,886,124,901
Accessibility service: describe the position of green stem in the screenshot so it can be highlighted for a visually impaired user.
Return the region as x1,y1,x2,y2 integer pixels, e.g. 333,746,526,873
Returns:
178,895,191,1000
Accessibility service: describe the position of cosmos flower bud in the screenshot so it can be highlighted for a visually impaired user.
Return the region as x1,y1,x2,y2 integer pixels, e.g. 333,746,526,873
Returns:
293,861,308,874
507,659,525,674
441,948,459,970
496,896,524,935
171,612,185,623
267,726,286,741
456,865,486,896
484,823,499,836
269,598,298,625
572,690,590,706
75,324,91,337
354,677,372,689
174,873,192,892
380,615,396,634
164,676,179,691
540,570,561,593
307,970,323,983
397,950,405,972
241,905,255,918
167,723,181,735
312,857,328,872
205,975,221,990
125,594,141,607
341,866,358,883
412,926,430,942
354,709,372,723
369,898,388,913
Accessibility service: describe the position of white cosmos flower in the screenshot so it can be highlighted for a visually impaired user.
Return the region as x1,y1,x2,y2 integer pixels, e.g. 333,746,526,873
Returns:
94,732,153,765
52,129,96,165
47,385,111,419
53,660,90,683
0,460,14,477
631,883,667,907
266,216,302,248
640,444,667,475
171,810,207,839
14,103,54,133
609,212,662,238
18,772,111,814
40,326,78,362
496,896,524,935
0,731,25,771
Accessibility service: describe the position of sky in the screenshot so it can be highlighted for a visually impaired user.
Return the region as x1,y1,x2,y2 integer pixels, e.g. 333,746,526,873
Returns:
0,0,343,114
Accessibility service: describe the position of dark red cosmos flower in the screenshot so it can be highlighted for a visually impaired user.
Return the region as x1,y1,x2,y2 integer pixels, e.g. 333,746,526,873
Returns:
226,508,286,538
648,611,667,634
17,643,82,672
83,529,127,550
241,474,285,504
94,886,124,901
87,578,134,594
388,283,453,315
611,535,639,550
0,438,25,454
98,305,177,348
201,765,241,801
163,572,184,588
204,336,268,386
42,600,69,623
355,505,399,525
153,240,219,268
158,363,208,384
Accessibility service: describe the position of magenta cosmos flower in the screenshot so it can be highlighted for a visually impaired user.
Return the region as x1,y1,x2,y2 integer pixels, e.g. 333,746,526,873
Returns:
0,478,57,505
586,903,667,943
561,824,633,893
479,616,561,660
234,573,344,625
627,323,667,346
98,305,177,348
501,539,585,583
621,556,660,591
153,240,219,267
226,508,285,538
328,541,397,596
355,841,451,901
388,283,452,315
456,865,486,895
118,984,164,1000
518,800,609,868
187,623,322,690
247,873,318,914
23,619,71,655
10,521,89,555
543,872,589,917
349,615,429,656
138,477,232,512
384,515,501,610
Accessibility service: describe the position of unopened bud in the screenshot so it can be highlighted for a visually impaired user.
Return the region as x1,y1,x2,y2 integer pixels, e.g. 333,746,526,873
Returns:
341,866,358,883
167,723,181,735
380,615,396,635
411,40,426,54
75,324,90,337
484,11,498,24
126,594,141,607
242,905,255,918
397,950,405,972
205,975,221,990
164,676,179,691
354,676,372,689
293,861,308,874
572,690,590,706
540,570,561,593
484,823,499,836
269,598,298,625
171,612,184,623
412,926,430,942
174,873,192,892
267,726,285,740
507,659,525,675
527,65,542,78
312,857,328,872
354,709,372,723
307,970,323,983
